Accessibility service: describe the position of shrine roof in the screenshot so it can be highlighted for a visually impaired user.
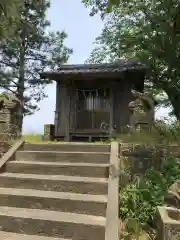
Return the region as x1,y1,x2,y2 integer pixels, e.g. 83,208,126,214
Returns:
40,59,147,81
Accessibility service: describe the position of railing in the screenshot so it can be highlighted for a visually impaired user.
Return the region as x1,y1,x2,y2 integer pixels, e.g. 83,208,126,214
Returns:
105,141,120,240
0,139,24,169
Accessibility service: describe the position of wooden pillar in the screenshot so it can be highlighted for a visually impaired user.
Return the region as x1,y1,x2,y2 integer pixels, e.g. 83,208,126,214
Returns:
65,82,72,141
69,83,77,133
109,86,114,136
109,86,116,138
65,85,71,142
54,82,59,137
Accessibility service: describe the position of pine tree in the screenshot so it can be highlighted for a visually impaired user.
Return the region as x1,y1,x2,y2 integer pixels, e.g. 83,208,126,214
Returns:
0,0,73,132
0,0,22,40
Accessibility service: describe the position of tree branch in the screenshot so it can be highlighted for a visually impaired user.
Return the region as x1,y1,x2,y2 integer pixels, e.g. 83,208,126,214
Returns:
0,85,17,94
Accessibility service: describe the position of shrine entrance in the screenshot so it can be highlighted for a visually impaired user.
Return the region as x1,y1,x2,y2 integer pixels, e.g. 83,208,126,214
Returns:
75,88,110,133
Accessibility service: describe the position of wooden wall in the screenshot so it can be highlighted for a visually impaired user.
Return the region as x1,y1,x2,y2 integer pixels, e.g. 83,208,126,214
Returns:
54,82,68,137
54,73,144,137
55,81,77,138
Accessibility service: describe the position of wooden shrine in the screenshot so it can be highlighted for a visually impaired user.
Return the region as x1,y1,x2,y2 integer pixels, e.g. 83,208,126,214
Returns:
41,60,147,141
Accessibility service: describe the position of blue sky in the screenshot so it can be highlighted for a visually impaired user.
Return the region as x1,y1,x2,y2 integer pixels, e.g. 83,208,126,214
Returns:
23,0,104,133
23,0,169,133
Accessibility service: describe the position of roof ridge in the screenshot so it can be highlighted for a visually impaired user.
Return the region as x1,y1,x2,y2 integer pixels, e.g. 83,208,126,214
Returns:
57,59,144,71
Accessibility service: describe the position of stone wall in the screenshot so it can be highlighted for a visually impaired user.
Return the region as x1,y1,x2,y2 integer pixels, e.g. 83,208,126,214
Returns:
0,92,21,158
0,92,21,138
120,144,164,172
119,143,180,187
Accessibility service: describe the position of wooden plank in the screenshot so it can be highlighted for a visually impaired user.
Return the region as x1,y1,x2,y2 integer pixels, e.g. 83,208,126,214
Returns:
69,84,76,132
55,83,68,137
54,82,60,137
109,87,114,136
65,85,71,141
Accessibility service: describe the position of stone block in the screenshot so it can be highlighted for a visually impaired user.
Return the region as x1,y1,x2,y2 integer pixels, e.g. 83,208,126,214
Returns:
0,111,9,122
0,92,21,139
157,206,180,240
43,124,55,141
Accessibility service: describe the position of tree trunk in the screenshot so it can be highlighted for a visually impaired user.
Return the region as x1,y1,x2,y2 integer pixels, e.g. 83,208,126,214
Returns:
16,39,25,135
163,86,180,120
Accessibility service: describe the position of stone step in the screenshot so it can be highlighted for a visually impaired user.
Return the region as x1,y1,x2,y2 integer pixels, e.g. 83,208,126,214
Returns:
0,231,69,240
4,161,109,178
0,173,108,195
16,151,110,163
0,206,105,240
0,187,107,216
22,143,110,153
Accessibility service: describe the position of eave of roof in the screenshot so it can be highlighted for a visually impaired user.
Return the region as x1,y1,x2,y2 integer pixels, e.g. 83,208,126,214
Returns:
40,60,147,80
57,59,146,70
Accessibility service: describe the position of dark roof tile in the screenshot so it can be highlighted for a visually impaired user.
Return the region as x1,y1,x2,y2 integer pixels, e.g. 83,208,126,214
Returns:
40,60,147,80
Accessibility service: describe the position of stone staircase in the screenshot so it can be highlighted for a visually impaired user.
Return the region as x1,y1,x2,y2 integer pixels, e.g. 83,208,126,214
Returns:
0,143,113,240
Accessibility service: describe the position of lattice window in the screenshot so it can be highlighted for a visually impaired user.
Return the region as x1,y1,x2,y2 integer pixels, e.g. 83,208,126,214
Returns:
77,88,109,111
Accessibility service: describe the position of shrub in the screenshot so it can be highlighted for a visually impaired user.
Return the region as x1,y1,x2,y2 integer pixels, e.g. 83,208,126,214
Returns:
155,120,180,144
119,156,180,234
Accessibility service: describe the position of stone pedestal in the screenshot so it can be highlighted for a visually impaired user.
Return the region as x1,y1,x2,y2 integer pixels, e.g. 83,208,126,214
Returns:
0,92,21,140
43,124,55,141
128,90,156,133
157,206,180,240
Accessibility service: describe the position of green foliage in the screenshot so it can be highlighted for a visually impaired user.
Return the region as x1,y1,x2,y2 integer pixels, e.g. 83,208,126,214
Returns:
0,0,22,40
82,0,121,15
155,120,180,144
83,0,180,119
119,156,180,234
0,0,72,119
120,218,153,239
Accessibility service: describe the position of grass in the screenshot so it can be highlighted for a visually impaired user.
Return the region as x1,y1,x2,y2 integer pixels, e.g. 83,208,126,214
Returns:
22,134,42,143
22,131,163,144
22,134,57,144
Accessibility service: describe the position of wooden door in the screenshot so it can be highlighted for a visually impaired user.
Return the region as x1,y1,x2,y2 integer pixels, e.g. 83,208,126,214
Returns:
76,88,110,132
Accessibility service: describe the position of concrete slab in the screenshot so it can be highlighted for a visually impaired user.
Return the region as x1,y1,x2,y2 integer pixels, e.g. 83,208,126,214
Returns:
0,173,108,195
8,160,109,167
16,151,110,163
0,187,107,203
0,231,70,240
23,143,110,153
157,206,180,240
0,206,106,226
0,188,107,216
0,172,108,183
5,161,109,178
